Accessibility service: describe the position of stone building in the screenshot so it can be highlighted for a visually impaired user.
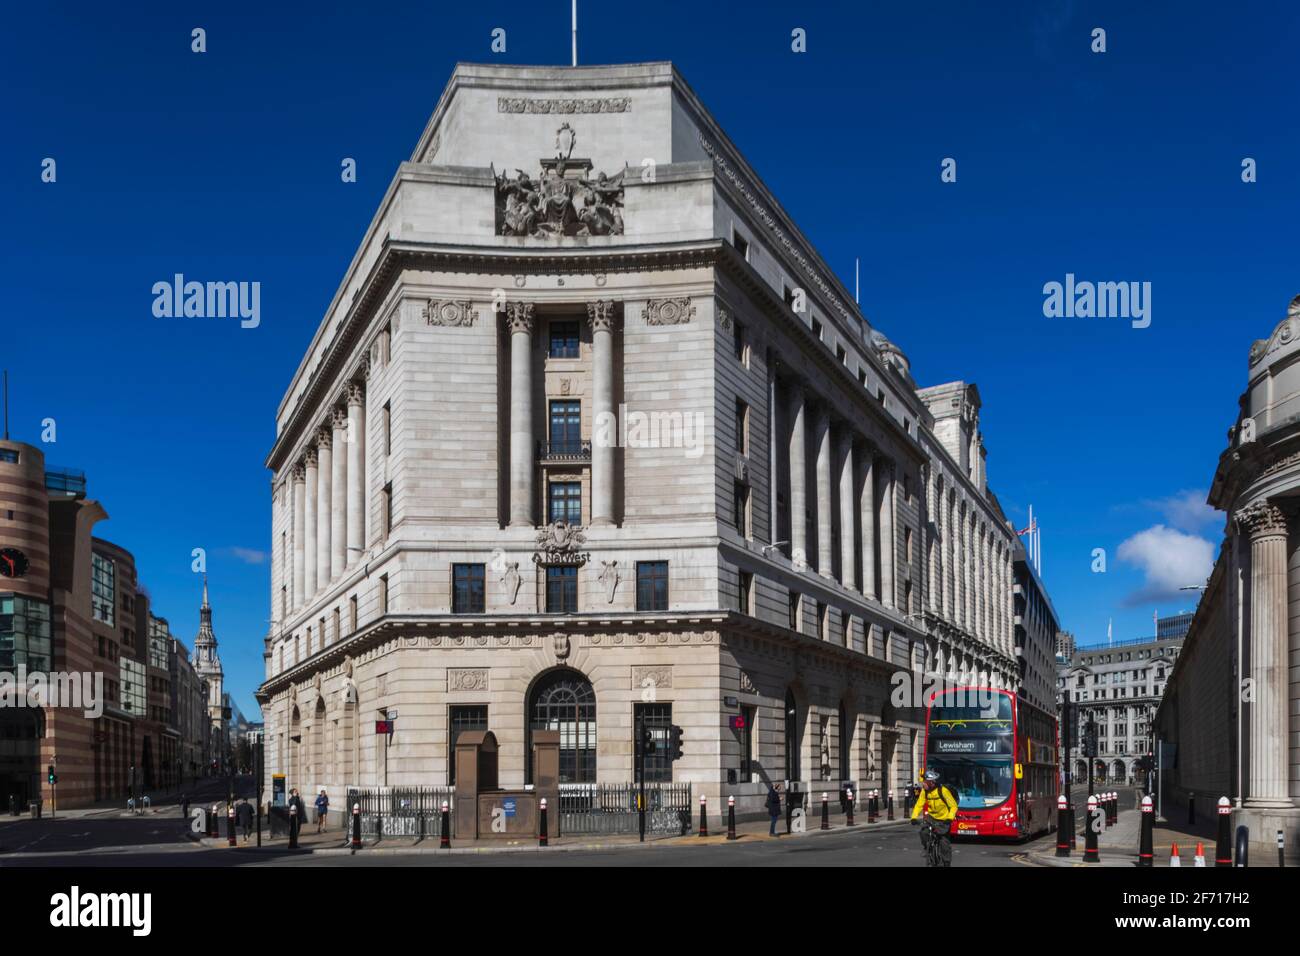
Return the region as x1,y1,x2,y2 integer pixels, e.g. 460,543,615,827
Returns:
257,62,1025,817
191,579,227,774
168,630,210,784
1156,295,1300,862
1012,538,1059,713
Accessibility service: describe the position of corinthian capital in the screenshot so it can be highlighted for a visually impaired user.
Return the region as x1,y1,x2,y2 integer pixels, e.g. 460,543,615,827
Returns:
331,407,349,430
317,426,333,450
1236,500,1289,537
346,382,364,407
587,299,617,334
505,301,535,335
304,448,318,467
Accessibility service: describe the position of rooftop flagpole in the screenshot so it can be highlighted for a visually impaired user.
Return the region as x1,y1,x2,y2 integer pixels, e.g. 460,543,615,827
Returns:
571,0,578,66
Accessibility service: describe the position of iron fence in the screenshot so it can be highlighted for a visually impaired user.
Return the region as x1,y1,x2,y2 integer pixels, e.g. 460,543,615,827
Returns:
558,782,692,836
345,786,455,839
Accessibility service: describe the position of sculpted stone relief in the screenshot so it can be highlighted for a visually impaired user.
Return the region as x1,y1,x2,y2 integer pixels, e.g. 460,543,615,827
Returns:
495,123,625,238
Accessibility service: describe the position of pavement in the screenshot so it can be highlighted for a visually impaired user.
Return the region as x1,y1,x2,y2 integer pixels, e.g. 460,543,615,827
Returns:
1030,801,1233,868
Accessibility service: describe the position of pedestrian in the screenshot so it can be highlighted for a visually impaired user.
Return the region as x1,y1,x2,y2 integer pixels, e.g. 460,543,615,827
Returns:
180,794,189,821
142,794,150,809
766,782,783,837
237,797,254,843
315,789,329,833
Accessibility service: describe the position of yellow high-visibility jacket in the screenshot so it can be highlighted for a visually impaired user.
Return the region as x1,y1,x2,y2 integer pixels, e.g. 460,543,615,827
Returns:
911,784,959,822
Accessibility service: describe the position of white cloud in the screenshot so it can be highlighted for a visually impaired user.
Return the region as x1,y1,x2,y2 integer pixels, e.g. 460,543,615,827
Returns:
1143,489,1218,532
1117,525,1214,604
228,546,269,565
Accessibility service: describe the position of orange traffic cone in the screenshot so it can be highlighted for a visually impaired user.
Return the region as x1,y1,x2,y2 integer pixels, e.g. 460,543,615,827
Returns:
1169,842,1181,867
1194,842,1206,867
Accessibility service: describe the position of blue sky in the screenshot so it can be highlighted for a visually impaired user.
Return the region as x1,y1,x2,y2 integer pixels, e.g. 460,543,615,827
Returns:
4,1,1297,715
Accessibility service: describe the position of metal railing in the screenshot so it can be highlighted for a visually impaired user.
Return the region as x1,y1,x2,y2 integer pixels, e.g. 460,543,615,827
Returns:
345,786,455,839
537,440,591,462
558,782,692,836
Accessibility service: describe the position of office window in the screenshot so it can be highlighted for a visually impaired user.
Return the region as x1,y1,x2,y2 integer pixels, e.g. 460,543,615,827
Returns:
449,705,489,785
379,575,389,614
332,608,340,645
858,368,868,387
349,595,358,632
733,319,747,365
734,399,749,456
548,481,582,525
836,344,847,365
738,571,753,615
636,561,669,612
0,449,17,463
811,318,822,340
545,566,578,613
817,601,827,640
453,563,486,614
549,400,582,453
733,480,751,537
548,320,580,359
634,702,673,783
91,553,115,626
789,591,800,631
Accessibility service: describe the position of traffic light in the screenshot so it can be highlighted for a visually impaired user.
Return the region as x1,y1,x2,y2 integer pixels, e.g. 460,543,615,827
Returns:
636,723,655,758
1082,720,1098,759
668,724,684,761
47,765,56,785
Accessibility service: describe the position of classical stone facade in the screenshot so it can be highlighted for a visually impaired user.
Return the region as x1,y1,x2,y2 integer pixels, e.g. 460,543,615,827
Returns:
257,63,1024,817
1157,295,1300,861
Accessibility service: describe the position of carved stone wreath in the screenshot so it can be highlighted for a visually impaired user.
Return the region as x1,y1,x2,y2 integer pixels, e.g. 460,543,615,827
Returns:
643,297,695,326
424,299,478,327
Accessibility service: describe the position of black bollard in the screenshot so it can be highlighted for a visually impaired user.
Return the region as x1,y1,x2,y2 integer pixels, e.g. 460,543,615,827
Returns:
209,804,218,838
1083,796,1100,862
887,790,895,821
1234,825,1248,867
1215,796,1232,867
439,800,451,849
227,804,237,847
180,796,188,821
699,795,709,837
1055,795,1070,858
1109,792,1117,827
288,804,299,849
868,789,877,824
351,803,362,851
1188,792,1195,827
821,792,829,830
539,797,548,847
1138,795,1154,867
727,795,737,840
846,789,855,827
1277,829,1285,868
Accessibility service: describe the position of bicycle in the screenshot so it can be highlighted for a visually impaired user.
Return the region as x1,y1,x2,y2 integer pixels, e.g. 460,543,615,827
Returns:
917,817,952,867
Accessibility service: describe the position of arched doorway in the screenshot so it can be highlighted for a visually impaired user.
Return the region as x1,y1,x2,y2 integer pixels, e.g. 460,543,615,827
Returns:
313,697,326,787
784,689,800,782
527,668,596,784
289,705,301,787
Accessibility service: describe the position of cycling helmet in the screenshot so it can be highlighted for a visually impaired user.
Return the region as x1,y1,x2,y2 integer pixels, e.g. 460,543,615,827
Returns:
923,770,941,783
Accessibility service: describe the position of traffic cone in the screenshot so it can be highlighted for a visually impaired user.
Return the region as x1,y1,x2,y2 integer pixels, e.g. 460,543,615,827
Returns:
1194,842,1206,867
1169,842,1180,867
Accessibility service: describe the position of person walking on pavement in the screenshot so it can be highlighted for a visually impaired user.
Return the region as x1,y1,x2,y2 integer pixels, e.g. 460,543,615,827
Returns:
314,789,329,833
180,794,189,822
766,782,783,837
236,797,254,843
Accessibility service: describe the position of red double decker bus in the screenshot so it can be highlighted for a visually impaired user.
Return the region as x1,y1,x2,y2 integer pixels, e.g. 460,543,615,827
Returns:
921,686,1058,840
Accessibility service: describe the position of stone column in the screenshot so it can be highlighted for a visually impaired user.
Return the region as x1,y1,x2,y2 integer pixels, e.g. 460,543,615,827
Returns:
963,508,974,630
950,495,960,625
507,302,536,528
292,463,306,609
768,360,780,546
330,407,348,580
879,460,895,607
815,408,834,578
1238,501,1292,807
588,299,616,527
860,449,877,600
838,430,856,589
316,427,332,590
346,383,366,564
926,471,938,611
788,383,807,569
303,449,318,598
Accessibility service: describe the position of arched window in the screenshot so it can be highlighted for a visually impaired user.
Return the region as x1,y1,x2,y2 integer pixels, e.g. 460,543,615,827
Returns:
784,689,800,782
528,669,596,784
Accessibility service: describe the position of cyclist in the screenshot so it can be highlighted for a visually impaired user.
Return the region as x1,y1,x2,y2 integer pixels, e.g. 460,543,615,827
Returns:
910,769,958,866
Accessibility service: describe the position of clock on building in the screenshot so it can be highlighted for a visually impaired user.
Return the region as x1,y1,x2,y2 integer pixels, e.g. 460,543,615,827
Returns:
0,547,30,578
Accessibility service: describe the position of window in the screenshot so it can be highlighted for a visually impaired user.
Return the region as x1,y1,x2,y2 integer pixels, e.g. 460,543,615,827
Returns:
905,527,912,563
332,608,341,645
634,703,673,783
548,320,580,359
784,689,800,780
636,561,669,612
449,705,489,785
548,481,582,525
548,400,582,454
740,704,756,778
811,318,822,340
91,553,115,626
836,344,846,365
0,449,18,463
350,595,358,633
734,399,749,456
817,601,827,640
738,571,753,615
120,658,146,716
0,594,52,672
858,368,867,387
733,480,751,537
732,230,749,260
383,482,393,537
453,563,486,614
546,566,578,613
789,591,801,631
733,319,747,365
379,575,389,614
783,284,796,310
528,669,595,784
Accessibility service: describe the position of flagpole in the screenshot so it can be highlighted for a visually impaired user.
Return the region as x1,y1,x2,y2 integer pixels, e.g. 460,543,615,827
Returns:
571,0,578,67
